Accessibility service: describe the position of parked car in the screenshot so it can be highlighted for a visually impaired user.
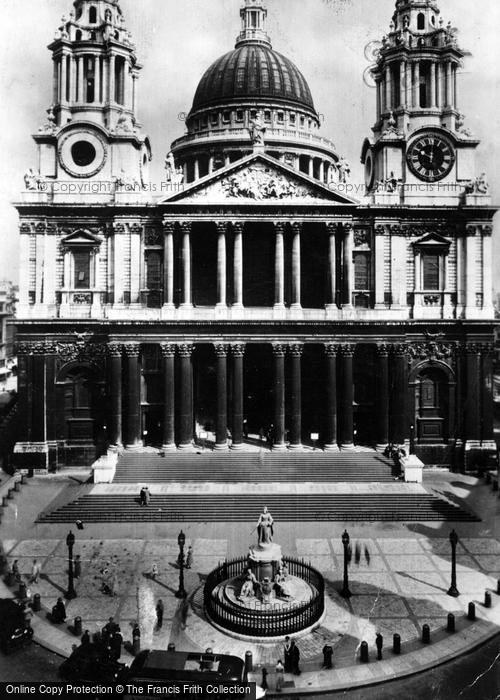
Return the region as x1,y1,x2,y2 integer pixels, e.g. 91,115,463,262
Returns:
0,598,34,654
59,643,128,683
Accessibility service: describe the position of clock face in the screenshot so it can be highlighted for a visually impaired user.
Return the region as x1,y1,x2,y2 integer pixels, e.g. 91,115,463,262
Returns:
58,129,107,178
406,133,455,182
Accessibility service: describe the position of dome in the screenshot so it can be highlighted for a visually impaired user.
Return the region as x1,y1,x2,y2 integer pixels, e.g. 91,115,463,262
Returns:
191,44,316,114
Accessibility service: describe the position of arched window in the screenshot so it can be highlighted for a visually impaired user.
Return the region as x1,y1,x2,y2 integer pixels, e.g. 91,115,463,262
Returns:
417,13,425,30
75,29,82,41
89,6,97,24
105,9,112,22
114,56,125,104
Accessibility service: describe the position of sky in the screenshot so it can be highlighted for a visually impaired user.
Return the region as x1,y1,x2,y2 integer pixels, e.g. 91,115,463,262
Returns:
0,0,499,288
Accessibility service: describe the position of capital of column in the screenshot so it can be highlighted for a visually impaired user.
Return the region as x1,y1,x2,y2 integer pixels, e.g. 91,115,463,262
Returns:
15,342,32,356
179,222,192,235
123,343,140,358
107,343,123,358
231,222,244,235
214,343,229,357
215,221,228,234
338,343,355,358
376,343,390,357
160,343,177,358
288,343,304,357
177,343,194,358
391,343,408,357
325,222,340,235
163,221,176,235
231,343,246,358
343,223,353,236
291,221,303,234
324,343,339,357
272,343,287,357
273,221,286,234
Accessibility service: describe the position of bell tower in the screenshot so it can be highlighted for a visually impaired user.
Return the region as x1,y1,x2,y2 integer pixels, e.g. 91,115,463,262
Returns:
361,0,490,205
32,0,151,189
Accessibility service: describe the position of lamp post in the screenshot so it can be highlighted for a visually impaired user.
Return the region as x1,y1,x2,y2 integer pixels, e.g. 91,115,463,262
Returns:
340,529,351,598
65,531,77,600
409,424,415,455
175,530,187,599
447,529,460,597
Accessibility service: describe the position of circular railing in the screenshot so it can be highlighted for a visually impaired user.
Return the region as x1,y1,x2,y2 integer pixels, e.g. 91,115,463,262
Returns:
204,556,324,638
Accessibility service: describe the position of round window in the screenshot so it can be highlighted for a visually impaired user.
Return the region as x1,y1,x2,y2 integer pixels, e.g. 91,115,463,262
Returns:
71,141,96,167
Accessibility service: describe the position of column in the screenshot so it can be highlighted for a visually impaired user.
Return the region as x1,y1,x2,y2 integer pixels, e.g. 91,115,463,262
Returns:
291,222,302,309
465,226,477,313
77,56,84,103
376,345,390,449
216,222,227,307
53,59,59,104
231,344,245,449
429,62,436,108
194,159,200,180
376,79,381,119
390,344,408,445
406,58,412,108
399,61,406,108
180,223,192,307
273,344,286,449
288,344,303,449
132,73,138,115
413,248,422,311
274,223,285,308
161,344,176,450
109,55,116,104
324,344,338,450
308,157,314,178
385,65,392,112
374,225,385,308
61,54,67,103
436,62,443,108
102,56,108,105
413,62,420,108
208,154,215,173
445,61,452,107
319,161,325,182
453,64,458,110
214,344,229,450
177,343,194,449
19,234,30,305
464,344,480,442
224,154,231,168
338,344,355,449
483,228,493,310
233,223,243,308
343,224,354,307
95,56,101,104
163,222,175,307
123,344,142,448
326,223,337,308
107,343,123,446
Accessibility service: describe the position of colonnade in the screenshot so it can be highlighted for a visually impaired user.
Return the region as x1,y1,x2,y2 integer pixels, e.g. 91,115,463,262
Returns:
376,59,458,116
161,220,354,309
105,341,408,451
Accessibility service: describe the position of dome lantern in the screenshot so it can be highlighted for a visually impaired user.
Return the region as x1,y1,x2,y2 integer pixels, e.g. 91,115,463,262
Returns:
236,0,271,49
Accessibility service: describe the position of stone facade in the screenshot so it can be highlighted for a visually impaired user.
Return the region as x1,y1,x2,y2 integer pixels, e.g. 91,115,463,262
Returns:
13,0,496,470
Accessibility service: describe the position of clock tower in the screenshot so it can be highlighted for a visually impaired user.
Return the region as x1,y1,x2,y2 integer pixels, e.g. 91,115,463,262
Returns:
33,0,151,191
361,0,490,206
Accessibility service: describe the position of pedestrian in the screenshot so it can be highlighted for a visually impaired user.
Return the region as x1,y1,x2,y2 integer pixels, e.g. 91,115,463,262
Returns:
76,519,84,530
261,668,268,691
11,559,21,582
139,487,146,506
275,659,284,692
111,628,123,660
52,597,66,624
103,617,118,642
354,542,361,566
290,639,301,675
30,559,41,584
74,555,82,579
364,545,371,567
151,562,158,580
81,629,91,647
185,546,193,569
376,632,383,660
144,486,151,506
156,599,164,629
283,636,292,673
322,644,333,669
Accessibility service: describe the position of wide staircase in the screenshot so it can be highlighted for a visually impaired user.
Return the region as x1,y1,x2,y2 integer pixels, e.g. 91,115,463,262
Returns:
113,450,396,483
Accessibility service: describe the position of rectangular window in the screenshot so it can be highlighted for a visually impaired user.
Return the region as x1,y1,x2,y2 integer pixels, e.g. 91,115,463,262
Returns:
222,111,230,123
277,112,284,123
354,252,370,290
74,251,90,289
210,113,218,126
264,110,271,122
289,113,296,124
236,110,244,122
422,253,440,290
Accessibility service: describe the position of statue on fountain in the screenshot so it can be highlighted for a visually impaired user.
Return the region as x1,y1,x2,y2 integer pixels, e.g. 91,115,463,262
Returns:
257,506,274,545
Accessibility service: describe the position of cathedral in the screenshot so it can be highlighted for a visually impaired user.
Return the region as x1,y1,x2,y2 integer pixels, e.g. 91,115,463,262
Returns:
13,0,496,473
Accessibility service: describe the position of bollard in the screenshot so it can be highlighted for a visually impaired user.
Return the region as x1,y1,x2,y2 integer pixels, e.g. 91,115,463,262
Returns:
32,593,41,612
392,633,401,655
21,474,27,485
467,602,476,621
484,591,492,608
18,581,27,600
132,625,141,655
447,613,455,633
7,489,13,499
422,624,431,644
245,650,253,674
360,641,369,662
485,472,492,484
167,643,176,652
14,481,20,492
493,480,499,492
74,616,82,636
261,668,268,691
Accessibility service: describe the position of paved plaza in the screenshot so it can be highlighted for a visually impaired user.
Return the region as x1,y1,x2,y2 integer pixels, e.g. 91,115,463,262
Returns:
0,469,499,695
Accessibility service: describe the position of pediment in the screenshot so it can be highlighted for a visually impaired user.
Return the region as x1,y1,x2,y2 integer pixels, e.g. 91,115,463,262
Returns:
412,232,451,248
61,229,102,246
160,153,358,205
